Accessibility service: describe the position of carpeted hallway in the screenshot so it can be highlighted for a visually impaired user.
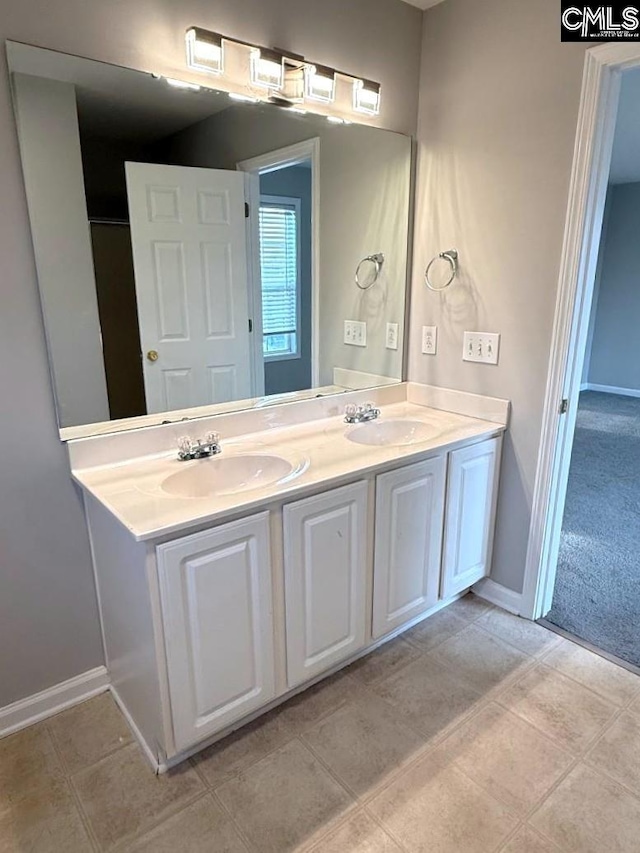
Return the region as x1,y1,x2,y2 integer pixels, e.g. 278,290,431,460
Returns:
547,391,640,668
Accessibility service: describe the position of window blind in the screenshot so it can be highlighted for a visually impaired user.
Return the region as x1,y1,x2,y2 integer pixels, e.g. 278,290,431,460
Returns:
258,203,298,357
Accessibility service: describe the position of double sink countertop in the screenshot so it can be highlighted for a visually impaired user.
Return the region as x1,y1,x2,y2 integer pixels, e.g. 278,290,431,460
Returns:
70,395,508,543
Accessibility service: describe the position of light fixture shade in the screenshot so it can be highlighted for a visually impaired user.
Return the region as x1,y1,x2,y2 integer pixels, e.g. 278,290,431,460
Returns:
185,27,224,74
250,48,284,90
304,64,336,103
354,79,381,116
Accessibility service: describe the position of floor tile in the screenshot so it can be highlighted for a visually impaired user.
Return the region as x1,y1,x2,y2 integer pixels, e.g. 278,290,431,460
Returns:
586,712,640,797
476,609,561,657
542,640,640,706
347,637,422,685
630,691,640,716
447,593,494,622
72,743,204,851
501,825,561,852
531,763,640,853
0,724,64,813
430,624,531,696
216,738,354,853
499,665,617,753
122,794,249,852
48,692,132,774
270,670,364,736
303,692,425,797
0,777,93,852
368,747,518,853
373,654,483,742
442,703,573,816
403,607,469,652
311,810,402,852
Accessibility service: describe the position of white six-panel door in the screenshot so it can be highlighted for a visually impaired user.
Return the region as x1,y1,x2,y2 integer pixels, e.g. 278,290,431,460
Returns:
441,437,502,598
156,513,276,752
283,481,369,688
372,457,446,639
125,162,254,413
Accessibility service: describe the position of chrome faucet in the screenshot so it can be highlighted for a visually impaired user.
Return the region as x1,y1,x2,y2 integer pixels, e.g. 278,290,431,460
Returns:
344,402,381,424
177,432,221,461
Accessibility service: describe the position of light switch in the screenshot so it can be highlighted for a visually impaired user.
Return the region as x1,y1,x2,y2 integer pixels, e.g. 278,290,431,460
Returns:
344,320,367,347
421,325,437,355
386,322,399,350
463,331,500,364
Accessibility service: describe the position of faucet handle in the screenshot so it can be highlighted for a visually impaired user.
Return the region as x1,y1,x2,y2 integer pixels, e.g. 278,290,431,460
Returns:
205,431,220,446
363,401,373,412
345,403,357,418
178,435,192,452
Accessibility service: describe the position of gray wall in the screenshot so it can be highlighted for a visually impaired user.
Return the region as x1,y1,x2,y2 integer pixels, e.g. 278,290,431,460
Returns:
408,0,589,594
260,166,313,395
586,182,640,392
0,0,422,707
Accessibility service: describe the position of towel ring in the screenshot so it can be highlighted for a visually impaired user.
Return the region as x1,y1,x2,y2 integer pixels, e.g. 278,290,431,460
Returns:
355,253,385,290
425,249,458,291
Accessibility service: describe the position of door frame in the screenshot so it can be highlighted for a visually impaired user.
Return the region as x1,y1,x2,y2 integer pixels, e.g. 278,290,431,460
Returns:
522,43,640,620
237,138,321,388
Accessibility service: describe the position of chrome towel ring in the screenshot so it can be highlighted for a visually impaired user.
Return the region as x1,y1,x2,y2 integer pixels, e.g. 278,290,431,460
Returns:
355,253,385,290
425,249,458,291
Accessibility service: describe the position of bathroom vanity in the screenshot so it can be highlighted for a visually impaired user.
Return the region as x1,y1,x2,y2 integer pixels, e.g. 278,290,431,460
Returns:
69,384,508,769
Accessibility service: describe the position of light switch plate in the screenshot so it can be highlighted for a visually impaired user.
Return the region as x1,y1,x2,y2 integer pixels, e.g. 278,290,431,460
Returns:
344,320,367,347
386,322,399,350
421,325,437,355
463,331,500,364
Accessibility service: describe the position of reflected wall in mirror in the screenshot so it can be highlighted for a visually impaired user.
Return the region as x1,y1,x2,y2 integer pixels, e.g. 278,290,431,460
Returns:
7,42,413,436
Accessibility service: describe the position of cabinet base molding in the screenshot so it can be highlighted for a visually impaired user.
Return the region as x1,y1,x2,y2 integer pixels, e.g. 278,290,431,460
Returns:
0,666,109,739
473,578,523,615
109,685,166,774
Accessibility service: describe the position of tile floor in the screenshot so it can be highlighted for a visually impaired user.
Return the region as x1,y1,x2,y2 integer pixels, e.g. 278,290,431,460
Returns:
2,594,640,852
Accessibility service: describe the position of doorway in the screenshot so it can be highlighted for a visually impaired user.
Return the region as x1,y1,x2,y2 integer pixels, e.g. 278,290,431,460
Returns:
525,44,640,671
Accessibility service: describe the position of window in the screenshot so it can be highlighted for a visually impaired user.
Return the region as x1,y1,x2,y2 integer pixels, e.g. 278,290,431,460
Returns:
258,196,301,360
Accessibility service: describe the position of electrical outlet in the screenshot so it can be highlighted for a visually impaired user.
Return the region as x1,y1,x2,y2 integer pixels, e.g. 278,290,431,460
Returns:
463,331,500,365
386,322,399,350
344,320,367,347
421,325,437,355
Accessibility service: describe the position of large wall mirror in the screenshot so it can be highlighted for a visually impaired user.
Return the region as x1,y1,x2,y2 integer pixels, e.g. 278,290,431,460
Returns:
7,41,413,438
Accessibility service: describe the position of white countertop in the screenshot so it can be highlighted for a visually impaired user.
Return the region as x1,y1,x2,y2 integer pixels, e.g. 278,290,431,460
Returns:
72,400,506,542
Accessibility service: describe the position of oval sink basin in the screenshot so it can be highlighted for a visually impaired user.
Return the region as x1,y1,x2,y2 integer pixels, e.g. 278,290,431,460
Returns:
161,454,300,499
347,419,438,447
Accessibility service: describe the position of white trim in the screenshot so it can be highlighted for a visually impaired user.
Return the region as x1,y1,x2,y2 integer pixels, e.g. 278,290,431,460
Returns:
523,43,640,620
473,578,523,615
0,666,109,738
237,138,321,387
583,382,640,398
243,173,265,398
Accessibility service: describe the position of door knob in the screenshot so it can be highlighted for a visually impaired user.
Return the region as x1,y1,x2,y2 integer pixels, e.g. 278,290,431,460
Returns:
146,350,159,362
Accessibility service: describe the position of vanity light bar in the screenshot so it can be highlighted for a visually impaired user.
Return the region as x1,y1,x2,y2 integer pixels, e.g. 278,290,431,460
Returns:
250,47,285,90
353,79,381,116
165,77,201,91
184,26,381,118
186,27,224,74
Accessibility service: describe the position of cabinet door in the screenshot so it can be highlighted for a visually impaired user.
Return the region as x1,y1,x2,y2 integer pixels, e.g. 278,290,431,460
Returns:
372,457,446,639
441,437,502,599
157,513,276,752
283,481,369,688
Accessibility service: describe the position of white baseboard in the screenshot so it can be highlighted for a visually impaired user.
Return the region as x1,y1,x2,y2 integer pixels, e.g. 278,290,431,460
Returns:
582,383,640,398
0,666,109,738
473,578,523,615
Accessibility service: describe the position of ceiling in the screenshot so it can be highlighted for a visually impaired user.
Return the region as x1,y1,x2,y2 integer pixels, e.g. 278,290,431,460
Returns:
610,66,640,184
399,0,446,9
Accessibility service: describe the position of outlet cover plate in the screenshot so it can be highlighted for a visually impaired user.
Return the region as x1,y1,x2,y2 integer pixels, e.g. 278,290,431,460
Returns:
386,322,399,350
422,325,437,355
463,331,500,365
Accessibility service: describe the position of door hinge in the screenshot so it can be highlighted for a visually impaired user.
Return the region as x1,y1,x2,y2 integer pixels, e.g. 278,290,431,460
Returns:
248,318,253,333
245,202,250,218
559,398,569,414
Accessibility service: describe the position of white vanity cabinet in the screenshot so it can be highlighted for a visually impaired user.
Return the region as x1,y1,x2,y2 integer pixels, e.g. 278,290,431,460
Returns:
283,481,369,687
156,513,276,752
372,457,446,639
441,437,502,598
